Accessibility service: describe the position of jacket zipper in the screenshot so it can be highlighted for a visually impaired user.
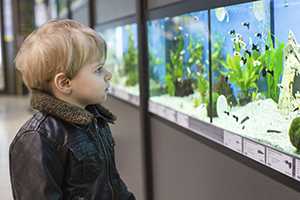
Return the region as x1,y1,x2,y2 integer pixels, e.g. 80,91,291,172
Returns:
92,119,115,200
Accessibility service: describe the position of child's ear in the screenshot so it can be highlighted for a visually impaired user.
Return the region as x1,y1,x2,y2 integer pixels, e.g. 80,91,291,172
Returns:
53,72,72,95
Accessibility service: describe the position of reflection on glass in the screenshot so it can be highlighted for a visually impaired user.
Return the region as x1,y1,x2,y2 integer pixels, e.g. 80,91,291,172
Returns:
58,0,68,18
71,0,89,26
148,11,210,122
101,24,139,96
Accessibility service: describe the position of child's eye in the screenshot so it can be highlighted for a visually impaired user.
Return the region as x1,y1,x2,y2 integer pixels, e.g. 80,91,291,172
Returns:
95,67,103,73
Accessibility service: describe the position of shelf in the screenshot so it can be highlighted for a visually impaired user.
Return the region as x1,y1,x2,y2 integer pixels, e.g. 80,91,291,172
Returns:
148,99,300,182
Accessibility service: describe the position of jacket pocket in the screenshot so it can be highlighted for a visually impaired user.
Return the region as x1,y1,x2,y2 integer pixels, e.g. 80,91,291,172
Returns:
67,141,103,183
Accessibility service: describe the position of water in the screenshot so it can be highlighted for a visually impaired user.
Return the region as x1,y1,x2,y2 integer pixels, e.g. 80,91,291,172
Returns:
147,0,300,157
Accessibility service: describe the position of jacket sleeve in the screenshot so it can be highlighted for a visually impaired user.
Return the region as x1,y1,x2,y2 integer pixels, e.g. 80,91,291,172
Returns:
110,141,136,200
9,131,65,200
114,173,136,200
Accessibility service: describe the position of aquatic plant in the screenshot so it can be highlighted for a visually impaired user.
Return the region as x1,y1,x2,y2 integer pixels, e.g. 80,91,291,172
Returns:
289,117,300,152
149,51,163,84
149,51,165,96
165,34,200,97
123,28,138,86
221,42,261,106
259,32,284,103
193,73,208,107
212,36,237,106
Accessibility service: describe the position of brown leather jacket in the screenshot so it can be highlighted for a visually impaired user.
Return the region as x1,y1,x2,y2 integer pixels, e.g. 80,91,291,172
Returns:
9,91,135,200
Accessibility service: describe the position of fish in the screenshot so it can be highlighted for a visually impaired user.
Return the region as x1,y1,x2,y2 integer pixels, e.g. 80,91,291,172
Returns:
245,50,251,57
233,115,239,122
255,33,262,38
229,29,236,36
261,68,274,77
240,116,250,124
265,45,270,51
242,22,250,29
293,107,299,112
252,44,260,51
267,69,274,76
261,68,267,77
241,57,247,65
224,111,230,116
224,76,229,83
267,129,281,133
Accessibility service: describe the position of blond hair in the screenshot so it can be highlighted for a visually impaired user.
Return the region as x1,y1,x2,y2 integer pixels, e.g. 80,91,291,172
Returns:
15,19,106,93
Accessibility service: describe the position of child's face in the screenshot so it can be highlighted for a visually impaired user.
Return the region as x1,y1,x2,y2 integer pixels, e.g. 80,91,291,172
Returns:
70,61,112,107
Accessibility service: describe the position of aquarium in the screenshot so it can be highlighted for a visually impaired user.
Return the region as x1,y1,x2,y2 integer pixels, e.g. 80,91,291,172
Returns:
100,23,139,102
211,0,300,157
148,0,300,158
148,10,210,122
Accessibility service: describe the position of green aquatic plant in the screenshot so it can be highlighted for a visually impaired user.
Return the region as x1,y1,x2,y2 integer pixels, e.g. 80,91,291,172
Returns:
193,73,208,107
123,27,138,86
289,117,300,152
222,52,260,106
259,32,284,103
149,51,165,96
165,34,194,97
149,51,163,83
212,36,236,106
221,31,263,106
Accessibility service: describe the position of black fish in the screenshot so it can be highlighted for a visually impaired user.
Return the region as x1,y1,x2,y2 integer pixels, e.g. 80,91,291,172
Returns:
225,76,229,83
267,129,281,133
224,111,230,116
242,22,250,29
229,29,236,36
267,69,274,76
252,44,260,51
240,116,250,124
245,50,251,57
293,107,299,112
261,68,274,77
255,33,262,38
262,68,267,77
242,125,245,130
241,57,247,65
233,115,239,122
265,45,270,51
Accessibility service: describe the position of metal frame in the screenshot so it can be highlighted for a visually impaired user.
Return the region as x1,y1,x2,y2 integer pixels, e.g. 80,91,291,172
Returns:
147,0,259,21
0,0,7,94
89,0,96,28
94,15,136,31
137,0,153,200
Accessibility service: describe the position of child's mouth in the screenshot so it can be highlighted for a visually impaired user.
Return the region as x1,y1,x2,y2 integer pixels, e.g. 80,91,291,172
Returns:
105,85,110,92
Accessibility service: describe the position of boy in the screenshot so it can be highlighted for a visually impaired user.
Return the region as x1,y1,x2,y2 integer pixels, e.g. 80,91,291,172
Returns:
9,19,135,200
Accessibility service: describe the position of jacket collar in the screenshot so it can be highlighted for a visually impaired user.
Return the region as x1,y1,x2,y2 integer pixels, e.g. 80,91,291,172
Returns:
30,90,116,125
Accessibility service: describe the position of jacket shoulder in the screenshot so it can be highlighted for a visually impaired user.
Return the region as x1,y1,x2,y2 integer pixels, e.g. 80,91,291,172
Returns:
13,112,73,147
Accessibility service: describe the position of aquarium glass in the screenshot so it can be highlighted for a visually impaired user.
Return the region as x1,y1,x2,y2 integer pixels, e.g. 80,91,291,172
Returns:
211,0,300,157
58,0,68,18
147,11,210,121
71,0,89,26
101,23,139,96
